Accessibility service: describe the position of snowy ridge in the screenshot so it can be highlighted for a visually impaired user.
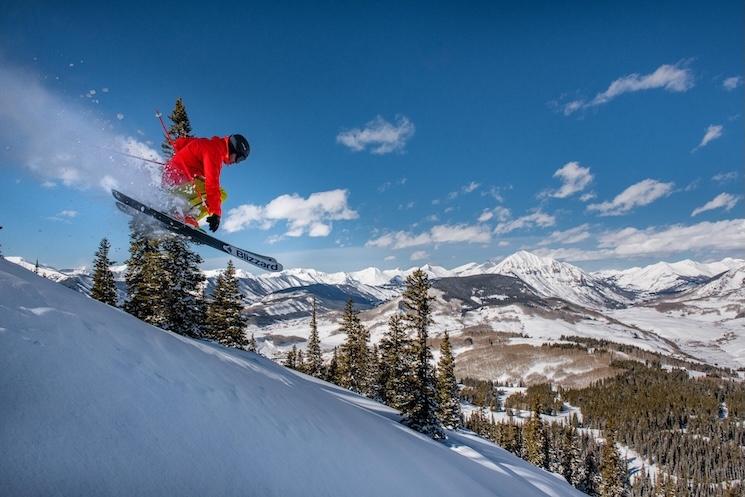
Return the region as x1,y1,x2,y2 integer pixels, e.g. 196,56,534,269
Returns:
676,264,745,301
594,258,745,297
0,257,583,497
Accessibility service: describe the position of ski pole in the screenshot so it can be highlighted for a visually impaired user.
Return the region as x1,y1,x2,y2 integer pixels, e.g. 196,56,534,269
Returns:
155,110,176,149
97,146,166,166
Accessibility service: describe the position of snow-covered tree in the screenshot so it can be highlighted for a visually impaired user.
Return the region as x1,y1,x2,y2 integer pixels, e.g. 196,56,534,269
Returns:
523,403,547,468
325,347,340,384
160,235,205,337
284,345,297,369
400,269,444,440
161,97,193,158
599,430,625,497
378,314,414,410
206,261,247,348
124,221,167,326
305,297,323,378
436,331,462,429
337,299,370,395
247,333,258,353
90,237,117,306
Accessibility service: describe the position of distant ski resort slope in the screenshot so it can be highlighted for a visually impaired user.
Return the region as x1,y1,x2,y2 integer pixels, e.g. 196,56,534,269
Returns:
0,258,582,497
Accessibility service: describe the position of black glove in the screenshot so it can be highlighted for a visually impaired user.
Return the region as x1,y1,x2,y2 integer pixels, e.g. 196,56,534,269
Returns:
206,214,220,232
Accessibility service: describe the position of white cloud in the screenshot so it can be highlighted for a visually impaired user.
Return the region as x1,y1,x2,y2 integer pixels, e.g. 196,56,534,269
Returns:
478,206,510,223
691,193,741,217
538,224,591,246
535,219,745,261
223,189,358,237
58,210,78,218
367,223,491,249
494,210,556,234
545,162,593,198
336,115,415,155
448,181,481,200
579,192,596,202
723,76,742,91
693,124,723,151
712,171,738,183
587,179,674,216
116,113,124,120
410,250,428,261
41,180,56,188
384,255,397,261
497,240,510,247
562,63,694,115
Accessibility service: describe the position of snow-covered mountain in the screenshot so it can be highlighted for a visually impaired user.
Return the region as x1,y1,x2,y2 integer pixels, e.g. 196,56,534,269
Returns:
0,256,584,497
459,251,631,309
674,264,745,302
595,258,745,297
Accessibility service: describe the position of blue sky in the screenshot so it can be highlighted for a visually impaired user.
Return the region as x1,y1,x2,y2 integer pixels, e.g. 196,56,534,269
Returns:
1,1,743,272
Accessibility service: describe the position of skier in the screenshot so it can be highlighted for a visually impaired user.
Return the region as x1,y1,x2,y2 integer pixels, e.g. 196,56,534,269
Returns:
162,134,250,232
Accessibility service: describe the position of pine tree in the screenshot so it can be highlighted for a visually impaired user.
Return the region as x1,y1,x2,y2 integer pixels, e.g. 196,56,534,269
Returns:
124,221,167,326
247,333,258,353
568,428,586,489
34,258,40,274
160,235,205,337
284,345,297,369
523,402,547,468
400,269,444,440
305,297,323,377
599,430,625,497
161,97,193,158
337,299,370,395
206,261,247,348
378,314,414,409
90,237,117,306
368,344,381,400
296,349,306,373
437,331,462,429
325,347,340,383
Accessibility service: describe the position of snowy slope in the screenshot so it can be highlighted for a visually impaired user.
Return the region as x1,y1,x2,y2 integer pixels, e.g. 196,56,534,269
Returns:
0,257,584,497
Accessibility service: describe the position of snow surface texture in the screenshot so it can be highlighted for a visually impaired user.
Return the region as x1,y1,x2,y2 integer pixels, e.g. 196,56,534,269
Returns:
0,258,583,497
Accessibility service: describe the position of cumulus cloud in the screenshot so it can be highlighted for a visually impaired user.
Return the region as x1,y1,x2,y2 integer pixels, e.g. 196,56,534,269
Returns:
367,223,491,249
223,189,358,237
0,60,163,206
494,210,556,234
692,124,723,151
691,193,741,217
410,250,428,261
538,224,591,246
336,115,415,154
535,219,745,261
561,63,694,115
723,76,742,91
544,162,593,198
587,179,674,216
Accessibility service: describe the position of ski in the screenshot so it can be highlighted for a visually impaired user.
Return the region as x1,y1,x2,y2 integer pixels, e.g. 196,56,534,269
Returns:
112,189,283,272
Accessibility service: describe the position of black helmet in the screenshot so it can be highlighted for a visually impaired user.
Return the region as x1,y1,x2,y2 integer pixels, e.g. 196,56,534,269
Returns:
228,134,250,162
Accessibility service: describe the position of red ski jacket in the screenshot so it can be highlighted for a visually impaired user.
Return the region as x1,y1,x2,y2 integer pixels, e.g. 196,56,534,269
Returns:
163,136,230,216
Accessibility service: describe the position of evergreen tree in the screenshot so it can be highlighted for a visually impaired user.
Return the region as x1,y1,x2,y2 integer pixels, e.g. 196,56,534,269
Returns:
436,331,462,429
296,349,306,373
160,235,205,337
368,344,381,400
400,269,444,440
90,237,117,306
306,297,323,377
284,345,297,369
378,314,414,410
568,428,586,489
206,261,247,348
599,430,625,497
34,258,39,274
337,299,370,395
161,97,193,158
247,333,258,353
325,347,340,384
124,221,167,326
523,402,547,468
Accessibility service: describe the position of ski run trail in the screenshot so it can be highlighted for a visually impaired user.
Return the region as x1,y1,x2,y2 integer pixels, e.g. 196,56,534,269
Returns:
0,257,583,497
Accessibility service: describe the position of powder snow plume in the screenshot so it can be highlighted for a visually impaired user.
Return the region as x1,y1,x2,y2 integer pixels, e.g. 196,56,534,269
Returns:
0,61,166,206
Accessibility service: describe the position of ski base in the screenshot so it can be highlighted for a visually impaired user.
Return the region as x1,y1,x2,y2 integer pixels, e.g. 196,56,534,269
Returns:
112,190,283,272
